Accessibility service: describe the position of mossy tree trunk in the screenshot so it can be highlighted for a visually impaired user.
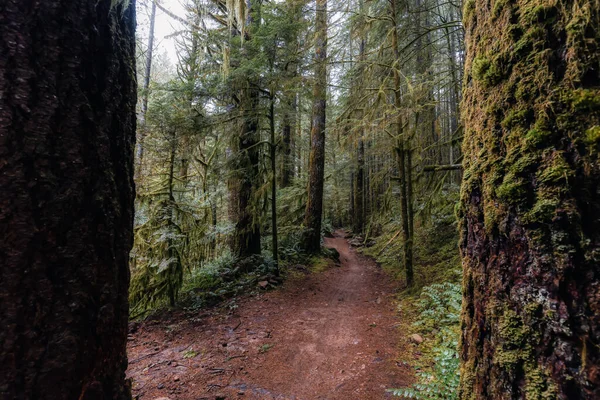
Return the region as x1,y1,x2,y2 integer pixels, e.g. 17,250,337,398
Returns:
281,101,294,188
269,92,279,275
0,0,136,399
354,13,366,236
230,83,262,258
280,59,297,189
355,136,365,234
459,0,600,398
303,0,328,252
228,0,262,259
391,0,414,287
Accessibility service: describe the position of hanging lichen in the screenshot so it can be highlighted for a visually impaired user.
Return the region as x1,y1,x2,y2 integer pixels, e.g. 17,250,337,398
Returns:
226,0,248,40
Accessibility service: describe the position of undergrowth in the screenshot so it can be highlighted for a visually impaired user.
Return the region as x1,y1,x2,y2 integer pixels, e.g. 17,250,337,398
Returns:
363,186,461,292
390,283,461,399
131,226,339,319
178,251,279,310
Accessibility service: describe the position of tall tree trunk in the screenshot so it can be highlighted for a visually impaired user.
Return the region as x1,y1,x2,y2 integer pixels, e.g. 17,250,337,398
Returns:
280,56,297,188
391,0,414,286
459,0,600,398
270,94,279,275
350,169,355,225
230,83,262,258
135,0,157,183
165,132,181,307
302,0,327,252
406,144,414,238
228,0,261,258
354,15,366,235
281,98,293,188
0,1,136,399
355,136,365,234
297,94,303,178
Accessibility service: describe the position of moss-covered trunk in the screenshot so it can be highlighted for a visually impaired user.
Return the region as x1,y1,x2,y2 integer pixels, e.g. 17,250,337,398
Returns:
228,0,262,259
303,0,327,252
354,136,365,234
459,0,600,398
0,1,136,398
391,0,414,287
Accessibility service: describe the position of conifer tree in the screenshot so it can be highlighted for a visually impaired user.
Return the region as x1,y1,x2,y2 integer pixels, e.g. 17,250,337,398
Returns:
303,0,328,252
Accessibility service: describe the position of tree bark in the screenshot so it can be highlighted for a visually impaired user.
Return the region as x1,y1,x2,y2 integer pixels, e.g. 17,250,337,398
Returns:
281,99,293,188
230,83,262,258
228,0,261,258
459,0,600,398
0,1,136,399
270,94,279,275
355,136,365,234
302,0,327,252
280,60,297,188
391,0,414,287
354,17,366,235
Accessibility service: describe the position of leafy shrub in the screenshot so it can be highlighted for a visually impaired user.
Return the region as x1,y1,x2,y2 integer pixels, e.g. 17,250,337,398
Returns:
390,283,461,399
413,283,462,334
389,341,459,400
181,250,237,294
179,251,279,310
321,218,335,237
278,227,308,263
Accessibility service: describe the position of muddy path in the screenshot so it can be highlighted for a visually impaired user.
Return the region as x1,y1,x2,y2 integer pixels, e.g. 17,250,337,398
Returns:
127,231,413,399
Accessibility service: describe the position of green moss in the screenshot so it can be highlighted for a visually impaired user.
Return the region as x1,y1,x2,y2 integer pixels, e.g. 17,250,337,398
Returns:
513,26,547,63
524,197,560,224
585,126,600,146
508,24,524,40
495,308,531,368
492,0,510,19
570,89,600,112
472,57,491,81
521,4,558,26
537,154,572,187
509,153,539,175
566,9,590,37
524,127,552,148
483,199,499,232
463,0,476,22
472,56,505,87
459,358,477,400
524,363,558,400
502,108,533,130
495,304,546,376
496,174,527,204
513,33,533,59
309,256,331,273
515,79,535,102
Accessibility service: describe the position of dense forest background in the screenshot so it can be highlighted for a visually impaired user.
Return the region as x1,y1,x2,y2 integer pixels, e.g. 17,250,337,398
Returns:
131,0,463,309
130,0,465,396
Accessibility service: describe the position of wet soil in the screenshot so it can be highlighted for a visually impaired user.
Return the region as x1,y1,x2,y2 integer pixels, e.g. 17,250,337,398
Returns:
127,231,413,399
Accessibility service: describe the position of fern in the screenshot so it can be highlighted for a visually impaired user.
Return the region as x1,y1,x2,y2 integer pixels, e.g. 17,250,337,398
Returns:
390,283,461,399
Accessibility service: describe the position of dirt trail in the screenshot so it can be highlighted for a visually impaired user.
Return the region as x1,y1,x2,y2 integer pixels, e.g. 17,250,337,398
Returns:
127,231,412,399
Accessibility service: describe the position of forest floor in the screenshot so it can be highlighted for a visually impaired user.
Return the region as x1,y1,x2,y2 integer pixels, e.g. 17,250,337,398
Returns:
126,231,414,400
